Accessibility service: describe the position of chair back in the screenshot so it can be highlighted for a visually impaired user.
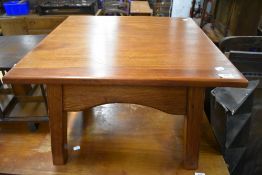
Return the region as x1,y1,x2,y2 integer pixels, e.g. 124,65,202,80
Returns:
219,36,262,53
228,51,262,88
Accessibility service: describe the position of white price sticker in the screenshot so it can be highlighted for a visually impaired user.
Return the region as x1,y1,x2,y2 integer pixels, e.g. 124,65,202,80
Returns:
195,173,205,175
73,146,80,151
218,73,235,78
215,66,225,71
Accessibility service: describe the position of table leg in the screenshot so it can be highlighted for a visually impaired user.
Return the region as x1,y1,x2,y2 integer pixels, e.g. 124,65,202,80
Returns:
184,87,205,169
47,85,68,165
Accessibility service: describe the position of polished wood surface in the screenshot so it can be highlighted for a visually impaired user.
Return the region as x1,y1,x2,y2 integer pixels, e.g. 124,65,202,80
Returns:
130,1,152,16
63,85,187,114
0,104,229,175
0,35,46,70
4,16,247,87
184,87,205,169
47,85,68,165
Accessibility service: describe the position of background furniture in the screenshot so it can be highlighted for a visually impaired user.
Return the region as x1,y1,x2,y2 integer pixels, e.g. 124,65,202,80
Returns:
0,15,67,35
204,36,262,117
0,35,46,73
231,52,262,175
258,16,262,35
200,0,216,28
210,72,258,175
219,36,262,53
201,0,262,37
100,0,130,16
153,1,172,17
206,36,262,175
215,0,262,36
3,16,247,170
0,0,4,15
130,1,152,16
196,0,262,44
0,35,47,129
37,0,98,15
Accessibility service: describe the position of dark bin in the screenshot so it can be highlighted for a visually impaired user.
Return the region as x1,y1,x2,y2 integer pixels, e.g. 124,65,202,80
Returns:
210,80,259,173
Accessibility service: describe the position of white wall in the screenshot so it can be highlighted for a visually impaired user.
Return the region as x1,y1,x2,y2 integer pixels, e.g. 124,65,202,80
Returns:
171,0,193,18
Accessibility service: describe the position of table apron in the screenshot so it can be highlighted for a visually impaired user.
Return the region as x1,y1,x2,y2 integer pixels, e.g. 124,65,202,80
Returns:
62,85,187,115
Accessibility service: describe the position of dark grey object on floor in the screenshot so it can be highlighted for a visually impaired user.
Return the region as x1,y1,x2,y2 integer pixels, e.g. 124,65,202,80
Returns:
210,80,259,174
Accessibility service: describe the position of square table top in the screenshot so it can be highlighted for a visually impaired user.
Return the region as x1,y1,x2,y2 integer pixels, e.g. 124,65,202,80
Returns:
4,16,247,87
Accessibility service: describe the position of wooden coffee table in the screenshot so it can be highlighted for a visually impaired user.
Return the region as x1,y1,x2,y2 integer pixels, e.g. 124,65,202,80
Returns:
3,16,247,169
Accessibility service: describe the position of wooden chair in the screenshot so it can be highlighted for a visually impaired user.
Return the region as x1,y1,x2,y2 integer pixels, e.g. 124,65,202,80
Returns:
219,36,262,53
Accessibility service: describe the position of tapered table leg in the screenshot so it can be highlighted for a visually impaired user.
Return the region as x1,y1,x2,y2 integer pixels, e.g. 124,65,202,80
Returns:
184,87,205,169
47,85,68,165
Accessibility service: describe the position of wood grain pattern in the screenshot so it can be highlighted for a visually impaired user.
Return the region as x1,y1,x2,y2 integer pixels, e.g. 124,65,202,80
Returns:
63,85,187,114
130,1,152,16
184,87,205,169
0,16,66,36
28,29,53,35
11,84,32,96
47,85,68,165
3,16,247,88
25,16,66,30
0,17,27,35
